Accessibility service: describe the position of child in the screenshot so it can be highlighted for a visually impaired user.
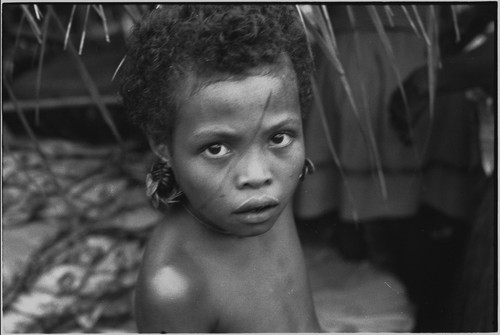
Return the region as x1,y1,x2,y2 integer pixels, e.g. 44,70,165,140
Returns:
120,5,321,332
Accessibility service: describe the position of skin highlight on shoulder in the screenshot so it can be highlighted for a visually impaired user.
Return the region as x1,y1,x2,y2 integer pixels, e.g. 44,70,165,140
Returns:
135,259,217,332
150,266,189,301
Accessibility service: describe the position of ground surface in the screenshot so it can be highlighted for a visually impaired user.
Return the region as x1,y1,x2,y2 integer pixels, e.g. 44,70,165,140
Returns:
305,245,414,332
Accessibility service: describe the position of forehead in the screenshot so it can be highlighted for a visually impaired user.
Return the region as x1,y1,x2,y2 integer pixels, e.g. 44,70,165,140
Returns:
200,74,292,107
191,73,296,112
182,61,297,99
172,70,301,143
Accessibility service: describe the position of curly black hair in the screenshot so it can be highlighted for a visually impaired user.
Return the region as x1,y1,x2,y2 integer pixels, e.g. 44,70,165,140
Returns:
120,5,312,144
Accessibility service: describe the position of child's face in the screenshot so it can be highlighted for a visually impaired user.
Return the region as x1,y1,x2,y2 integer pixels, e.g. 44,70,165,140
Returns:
169,68,305,237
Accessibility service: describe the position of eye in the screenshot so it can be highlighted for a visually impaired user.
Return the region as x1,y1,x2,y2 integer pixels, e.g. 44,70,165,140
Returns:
203,144,230,158
270,133,293,148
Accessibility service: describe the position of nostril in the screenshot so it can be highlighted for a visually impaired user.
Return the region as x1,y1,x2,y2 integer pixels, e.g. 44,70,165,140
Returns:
241,177,271,189
238,172,272,189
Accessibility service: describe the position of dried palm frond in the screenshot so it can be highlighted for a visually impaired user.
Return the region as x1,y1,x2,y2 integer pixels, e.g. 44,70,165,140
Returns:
63,5,111,55
295,6,315,66
451,5,461,42
111,55,126,82
78,5,91,55
63,5,77,50
20,4,42,43
302,6,366,132
35,9,51,126
384,5,395,27
401,5,422,38
298,4,447,210
310,77,359,222
48,5,124,150
420,5,440,158
92,5,110,43
368,5,423,166
299,5,389,202
7,4,126,149
347,5,388,200
412,5,431,46
33,4,43,20
427,5,439,122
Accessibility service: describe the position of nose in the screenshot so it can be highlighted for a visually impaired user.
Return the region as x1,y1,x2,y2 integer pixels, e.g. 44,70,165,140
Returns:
235,151,272,189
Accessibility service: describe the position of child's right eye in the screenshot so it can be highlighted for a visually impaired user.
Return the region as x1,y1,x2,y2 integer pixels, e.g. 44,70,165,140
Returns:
203,144,230,158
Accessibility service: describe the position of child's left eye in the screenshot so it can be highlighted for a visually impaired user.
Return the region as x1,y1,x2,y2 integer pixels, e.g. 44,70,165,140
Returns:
270,133,293,148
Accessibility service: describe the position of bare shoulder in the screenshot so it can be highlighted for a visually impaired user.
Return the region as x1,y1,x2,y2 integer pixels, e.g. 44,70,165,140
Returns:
135,262,215,332
134,215,216,332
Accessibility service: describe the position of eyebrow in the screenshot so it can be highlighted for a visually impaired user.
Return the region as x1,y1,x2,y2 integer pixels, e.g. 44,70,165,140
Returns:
192,116,301,142
267,116,302,132
191,127,239,142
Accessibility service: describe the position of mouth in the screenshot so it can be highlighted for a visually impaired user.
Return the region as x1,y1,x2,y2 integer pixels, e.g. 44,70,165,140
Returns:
237,204,277,214
233,196,280,223
234,196,279,214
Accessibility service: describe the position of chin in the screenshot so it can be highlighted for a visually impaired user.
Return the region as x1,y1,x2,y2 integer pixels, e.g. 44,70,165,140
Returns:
233,216,279,237
242,223,274,237
237,204,291,237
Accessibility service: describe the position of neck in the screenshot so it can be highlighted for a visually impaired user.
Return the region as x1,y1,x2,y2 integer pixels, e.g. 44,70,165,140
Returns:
176,201,297,249
182,201,234,236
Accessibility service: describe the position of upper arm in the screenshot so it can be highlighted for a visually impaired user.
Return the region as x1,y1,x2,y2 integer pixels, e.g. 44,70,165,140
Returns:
134,265,216,333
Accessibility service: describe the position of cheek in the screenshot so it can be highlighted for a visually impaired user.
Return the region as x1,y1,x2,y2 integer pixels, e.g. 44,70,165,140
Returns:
279,143,305,185
173,161,226,206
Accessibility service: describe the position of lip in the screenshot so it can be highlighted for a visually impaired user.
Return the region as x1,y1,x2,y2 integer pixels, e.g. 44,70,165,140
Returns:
234,195,280,214
233,196,280,224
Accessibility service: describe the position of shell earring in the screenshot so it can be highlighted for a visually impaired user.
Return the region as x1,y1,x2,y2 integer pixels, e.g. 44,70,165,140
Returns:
299,158,315,181
146,160,183,208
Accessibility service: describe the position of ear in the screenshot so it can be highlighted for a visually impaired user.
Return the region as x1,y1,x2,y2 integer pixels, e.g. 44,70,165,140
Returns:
148,136,172,162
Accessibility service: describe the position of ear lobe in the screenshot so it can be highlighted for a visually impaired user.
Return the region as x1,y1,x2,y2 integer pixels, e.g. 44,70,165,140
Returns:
148,137,171,162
